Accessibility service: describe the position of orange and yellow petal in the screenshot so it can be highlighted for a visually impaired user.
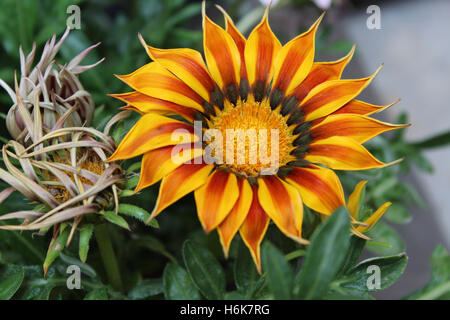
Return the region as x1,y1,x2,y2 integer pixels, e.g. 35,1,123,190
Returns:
244,8,281,99
348,180,367,218
140,37,216,103
285,164,345,215
301,66,382,121
357,202,391,233
271,14,322,96
149,162,214,220
290,45,355,102
194,170,239,233
311,114,409,144
305,136,395,170
332,99,399,116
216,5,247,81
108,114,197,161
257,176,308,244
217,178,253,257
110,91,196,121
240,185,270,274
116,62,205,111
135,143,204,192
203,5,241,99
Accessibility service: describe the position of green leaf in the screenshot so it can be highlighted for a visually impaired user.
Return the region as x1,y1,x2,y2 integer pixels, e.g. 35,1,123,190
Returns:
338,236,366,276
294,207,351,299
133,235,177,264
366,221,405,256
261,242,294,299
118,203,159,228
0,264,24,300
58,253,98,279
124,176,139,190
128,279,163,299
103,211,130,230
384,203,412,224
182,240,226,300
405,245,450,300
84,288,109,300
324,286,375,300
79,223,94,263
43,228,70,273
411,130,450,149
224,291,246,300
21,266,61,300
234,240,263,299
339,253,407,292
163,263,201,300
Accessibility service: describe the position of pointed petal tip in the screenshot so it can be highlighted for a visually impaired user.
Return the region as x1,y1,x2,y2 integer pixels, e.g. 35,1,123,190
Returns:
384,157,404,168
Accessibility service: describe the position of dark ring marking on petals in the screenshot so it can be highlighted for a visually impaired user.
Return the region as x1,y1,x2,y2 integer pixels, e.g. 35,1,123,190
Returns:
247,176,258,186
276,166,294,179
211,87,224,110
269,88,284,110
239,78,249,102
287,109,305,126
286,159,309,167
253,80,267,102
293,132,312,146
281,96,299,116
203,101,216,117
293,121,311,135
225,83,239,105
194,111,210,127
290,145,309,158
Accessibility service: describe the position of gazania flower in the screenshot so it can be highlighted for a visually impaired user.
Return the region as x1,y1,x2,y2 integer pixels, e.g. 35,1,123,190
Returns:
108,4,407,271
347,181,391,238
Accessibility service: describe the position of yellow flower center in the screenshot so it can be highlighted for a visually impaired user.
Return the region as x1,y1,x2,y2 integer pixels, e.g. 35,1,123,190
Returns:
47,152,106,203
207,97,296,177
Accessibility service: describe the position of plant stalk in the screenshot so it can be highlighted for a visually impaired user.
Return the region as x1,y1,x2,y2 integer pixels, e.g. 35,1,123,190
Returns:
94,223,123,292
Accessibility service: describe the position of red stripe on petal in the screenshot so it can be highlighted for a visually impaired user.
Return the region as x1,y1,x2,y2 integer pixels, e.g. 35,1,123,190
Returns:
240,185,270,274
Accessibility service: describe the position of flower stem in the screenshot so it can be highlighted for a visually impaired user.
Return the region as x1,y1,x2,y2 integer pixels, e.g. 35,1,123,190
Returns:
94,223,123,292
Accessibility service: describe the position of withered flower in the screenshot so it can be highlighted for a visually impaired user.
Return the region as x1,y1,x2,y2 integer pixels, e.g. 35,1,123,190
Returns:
0,28,103,145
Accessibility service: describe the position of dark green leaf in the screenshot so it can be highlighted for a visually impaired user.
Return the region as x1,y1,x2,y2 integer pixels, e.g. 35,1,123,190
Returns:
21,266,62,300
133,235,177,264
79,223,94,263
0,264,24,300
405,245,450,300
294,207,351,299
366,221,405,256
411,131,450,149
261,242,294,299
163,263,201,300
84,288,108,300
339,253,407,292
384,203,412,224
128,279,163,299
234,240,263,299
182,240,225,300
43,228,70,272
58,253,98,279
338,236,366,276
118,203,159,228
103,211,130,230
